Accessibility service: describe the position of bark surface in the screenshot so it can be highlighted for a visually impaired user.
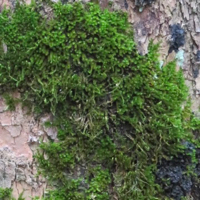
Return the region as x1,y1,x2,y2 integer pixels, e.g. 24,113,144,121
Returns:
0,0,200,199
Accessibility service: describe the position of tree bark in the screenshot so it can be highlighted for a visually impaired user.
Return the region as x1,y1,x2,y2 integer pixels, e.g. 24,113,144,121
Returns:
106,0,200,117
0,0,200,199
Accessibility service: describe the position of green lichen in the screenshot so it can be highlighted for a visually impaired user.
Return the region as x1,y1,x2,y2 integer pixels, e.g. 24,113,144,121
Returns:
0,1,199,199
176,49,185,68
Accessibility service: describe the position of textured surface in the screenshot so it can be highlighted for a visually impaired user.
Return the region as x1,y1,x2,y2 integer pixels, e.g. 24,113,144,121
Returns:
124,0,200,116
100,0,200,116
0,0,200,199
0,93,55,199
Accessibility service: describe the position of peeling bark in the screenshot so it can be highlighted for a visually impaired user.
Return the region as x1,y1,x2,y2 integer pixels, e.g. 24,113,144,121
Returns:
0,94,51,199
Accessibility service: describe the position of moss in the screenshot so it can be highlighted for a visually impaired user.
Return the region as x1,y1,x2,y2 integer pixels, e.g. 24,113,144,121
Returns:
0,1,199,199
0,188,24,200
0,188,12,200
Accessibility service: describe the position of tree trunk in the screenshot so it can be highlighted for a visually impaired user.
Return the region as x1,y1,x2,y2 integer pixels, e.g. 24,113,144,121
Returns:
0,0,200,199
107,0,200,117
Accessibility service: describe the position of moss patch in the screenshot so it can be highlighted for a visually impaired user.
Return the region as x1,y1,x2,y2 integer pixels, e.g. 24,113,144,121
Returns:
0,1,199,199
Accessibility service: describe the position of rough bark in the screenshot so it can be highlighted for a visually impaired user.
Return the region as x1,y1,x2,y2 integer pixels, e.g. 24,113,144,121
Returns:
0,92,57,199
0,0,200,199
108,0,200,117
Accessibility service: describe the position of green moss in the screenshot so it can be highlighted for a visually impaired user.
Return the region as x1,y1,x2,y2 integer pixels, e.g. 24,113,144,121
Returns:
0,1,199,199
2,94,20,111
0,188,12,200
0,188,24,200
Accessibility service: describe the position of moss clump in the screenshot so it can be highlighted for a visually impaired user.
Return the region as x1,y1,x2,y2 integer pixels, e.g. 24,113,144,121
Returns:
0,188,24,200
0,188,12,200
0,1,199,199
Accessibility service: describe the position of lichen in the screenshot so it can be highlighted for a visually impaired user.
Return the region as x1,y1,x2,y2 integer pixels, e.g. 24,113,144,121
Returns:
176,49,185,68
135,0,155,12
169,24,185,53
